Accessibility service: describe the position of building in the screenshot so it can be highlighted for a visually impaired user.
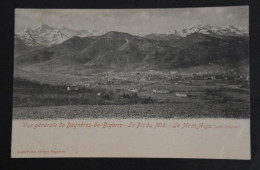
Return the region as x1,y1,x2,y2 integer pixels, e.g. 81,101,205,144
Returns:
176,93,187,97
152,89,169,94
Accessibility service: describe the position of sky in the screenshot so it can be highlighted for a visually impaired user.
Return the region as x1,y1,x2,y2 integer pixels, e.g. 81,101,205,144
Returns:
15,6,249,35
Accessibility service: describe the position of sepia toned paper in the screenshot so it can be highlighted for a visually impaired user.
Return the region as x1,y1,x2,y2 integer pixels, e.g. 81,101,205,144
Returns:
12,119,250,159
12,7,250,159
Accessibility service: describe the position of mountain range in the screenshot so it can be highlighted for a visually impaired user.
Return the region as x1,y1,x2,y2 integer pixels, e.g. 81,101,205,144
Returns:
14,24,249,74
145,24,248,40
16,23,105,47
175,24,248,37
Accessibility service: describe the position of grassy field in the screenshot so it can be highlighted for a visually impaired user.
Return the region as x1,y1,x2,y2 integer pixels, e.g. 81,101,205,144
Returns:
13,78,154,107
13,70,250,119
13,103,249,119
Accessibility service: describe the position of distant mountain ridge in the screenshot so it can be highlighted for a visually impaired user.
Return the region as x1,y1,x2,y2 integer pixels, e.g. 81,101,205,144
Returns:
145,24,248,41
16,23,248,46
16,23,106,47
175,24,248,38
14,24,249,74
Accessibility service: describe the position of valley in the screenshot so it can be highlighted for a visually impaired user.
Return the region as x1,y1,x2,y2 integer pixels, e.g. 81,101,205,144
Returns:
13,68,250,119
13,24,250,119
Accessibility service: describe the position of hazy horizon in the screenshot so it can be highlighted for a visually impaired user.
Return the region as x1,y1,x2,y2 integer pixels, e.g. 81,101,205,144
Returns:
15,6,248,35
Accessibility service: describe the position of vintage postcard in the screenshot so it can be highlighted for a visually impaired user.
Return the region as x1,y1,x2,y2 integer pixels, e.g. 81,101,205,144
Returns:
12,7,250,159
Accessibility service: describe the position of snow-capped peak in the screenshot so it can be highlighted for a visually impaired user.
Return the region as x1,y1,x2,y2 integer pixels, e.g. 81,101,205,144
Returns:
30,23,54,32
16,23,106,47
175,24,248,37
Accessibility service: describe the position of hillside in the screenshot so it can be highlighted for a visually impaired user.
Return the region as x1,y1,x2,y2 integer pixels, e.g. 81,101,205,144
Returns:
14,25,249,74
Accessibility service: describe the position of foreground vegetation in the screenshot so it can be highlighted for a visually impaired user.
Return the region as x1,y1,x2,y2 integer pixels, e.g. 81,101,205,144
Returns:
13,78,154,107
13,70,250,119
13,103,249,119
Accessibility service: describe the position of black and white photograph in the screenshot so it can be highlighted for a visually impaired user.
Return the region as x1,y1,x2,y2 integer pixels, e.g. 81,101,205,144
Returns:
11,6,251,159
13,7,249,120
